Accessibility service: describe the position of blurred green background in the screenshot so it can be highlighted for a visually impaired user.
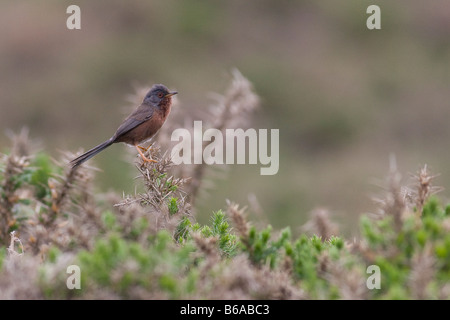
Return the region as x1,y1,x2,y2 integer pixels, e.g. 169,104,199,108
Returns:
1,0,449,236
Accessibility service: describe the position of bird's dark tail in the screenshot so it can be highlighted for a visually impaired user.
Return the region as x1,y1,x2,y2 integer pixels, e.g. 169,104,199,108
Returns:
70,138,114,168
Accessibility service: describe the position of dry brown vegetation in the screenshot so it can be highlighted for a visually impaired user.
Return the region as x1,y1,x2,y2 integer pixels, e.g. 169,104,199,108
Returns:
1,72,449,300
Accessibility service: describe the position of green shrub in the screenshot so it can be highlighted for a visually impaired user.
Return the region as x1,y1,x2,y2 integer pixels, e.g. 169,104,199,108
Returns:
1,130,449,299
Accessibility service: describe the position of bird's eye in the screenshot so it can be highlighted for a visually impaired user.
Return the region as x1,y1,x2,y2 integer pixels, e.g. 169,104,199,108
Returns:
157,92,164,98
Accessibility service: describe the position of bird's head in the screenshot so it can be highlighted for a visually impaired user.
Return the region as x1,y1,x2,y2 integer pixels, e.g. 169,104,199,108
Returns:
143,84,177,106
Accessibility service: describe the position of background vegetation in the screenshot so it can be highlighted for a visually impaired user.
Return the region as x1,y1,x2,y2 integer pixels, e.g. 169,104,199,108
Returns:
1,1,450,299
1,1,449,234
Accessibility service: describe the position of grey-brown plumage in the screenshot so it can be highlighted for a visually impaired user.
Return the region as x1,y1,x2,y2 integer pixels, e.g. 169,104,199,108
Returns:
70,84,177,168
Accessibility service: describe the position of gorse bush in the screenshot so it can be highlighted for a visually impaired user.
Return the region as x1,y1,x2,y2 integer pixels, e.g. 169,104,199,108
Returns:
1,142,449,300
0,73,449,299
359,197,450,299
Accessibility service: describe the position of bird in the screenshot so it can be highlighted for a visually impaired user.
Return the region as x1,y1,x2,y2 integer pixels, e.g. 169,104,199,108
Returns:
70,84,177,168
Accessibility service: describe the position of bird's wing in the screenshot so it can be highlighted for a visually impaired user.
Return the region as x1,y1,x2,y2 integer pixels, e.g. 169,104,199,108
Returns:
114,104,154,138
115,104,153,137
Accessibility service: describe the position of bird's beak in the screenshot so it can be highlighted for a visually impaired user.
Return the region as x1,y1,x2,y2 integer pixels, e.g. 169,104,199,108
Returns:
165,91,178,98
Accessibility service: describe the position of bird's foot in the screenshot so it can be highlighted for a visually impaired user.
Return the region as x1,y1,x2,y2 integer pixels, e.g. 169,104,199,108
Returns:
138,145,151,152
135,145,158,163
141,155,158,163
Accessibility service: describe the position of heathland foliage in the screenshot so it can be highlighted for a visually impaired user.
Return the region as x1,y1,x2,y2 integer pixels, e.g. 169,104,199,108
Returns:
1,74,449,299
